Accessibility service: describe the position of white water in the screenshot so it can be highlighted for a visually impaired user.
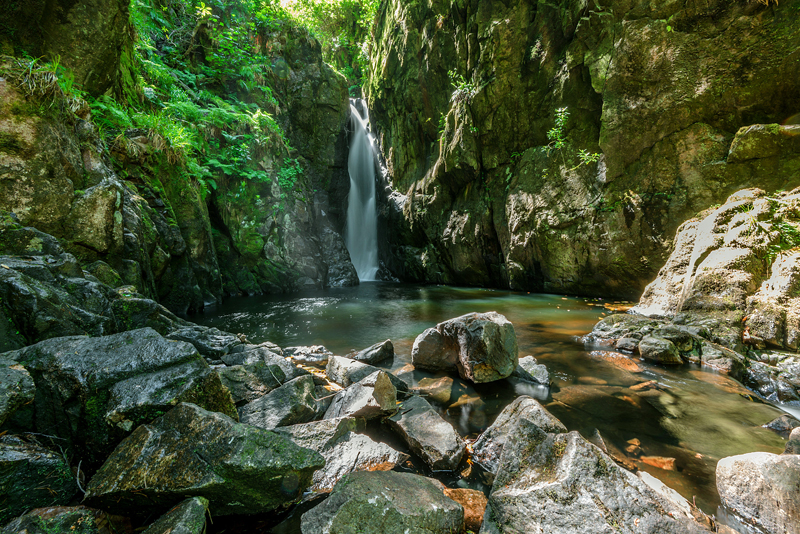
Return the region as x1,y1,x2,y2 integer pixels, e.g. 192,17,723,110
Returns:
345,100,379,281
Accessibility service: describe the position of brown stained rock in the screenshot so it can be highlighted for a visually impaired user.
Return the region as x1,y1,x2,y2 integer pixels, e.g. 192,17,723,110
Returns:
630,380,658,391
443,488,487,532
412,376,454,404
641,456,677,470
589,350,643,373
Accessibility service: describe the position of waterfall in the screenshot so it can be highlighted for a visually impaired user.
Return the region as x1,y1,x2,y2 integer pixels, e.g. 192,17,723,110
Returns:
345,99,379,281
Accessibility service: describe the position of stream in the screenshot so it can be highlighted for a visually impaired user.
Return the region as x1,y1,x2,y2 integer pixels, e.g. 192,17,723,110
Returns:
197,282,789,522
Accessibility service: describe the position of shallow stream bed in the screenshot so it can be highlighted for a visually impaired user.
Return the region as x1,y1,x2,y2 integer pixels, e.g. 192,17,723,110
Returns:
197,282,790,526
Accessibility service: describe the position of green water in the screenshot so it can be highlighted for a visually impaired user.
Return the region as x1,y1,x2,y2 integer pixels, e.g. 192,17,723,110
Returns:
198,282,788,516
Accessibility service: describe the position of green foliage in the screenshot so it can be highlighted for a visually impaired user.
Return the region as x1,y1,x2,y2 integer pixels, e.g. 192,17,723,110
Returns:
767,221,800,265
449,70,477,104
0,54,87,114
277,158,303,190
547,107,569,151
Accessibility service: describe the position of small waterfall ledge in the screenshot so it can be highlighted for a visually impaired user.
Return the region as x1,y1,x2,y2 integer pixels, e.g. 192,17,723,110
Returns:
345,99,379,281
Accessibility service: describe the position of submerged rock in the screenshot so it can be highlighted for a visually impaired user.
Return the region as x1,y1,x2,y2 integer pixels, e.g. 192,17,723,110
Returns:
472,395,566,477
299,471,463,534
85,403,324,516
0,506,131,534
239,375,319,430
324,370,397,420
2,328,236,465
141,497,208,534
412,312,518,383
483,425,711,533
386,395,465,471
275,417,408,492
716,452,800,534
0,436,78,524
351,339,394,365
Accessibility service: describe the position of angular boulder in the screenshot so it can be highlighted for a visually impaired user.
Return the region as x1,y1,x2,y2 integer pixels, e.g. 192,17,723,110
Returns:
511,356,550,385
326,355,408,391
386,395,465,471
0,505,131,534
472,395,566,477
639,336,684,365
352,339,394,365
142,497,208,534
412,312,518,383
275,417,408,492
0,436,78,524
716,452,800,534
166,326,243,359
324,371,397,420
85,403,325,516
2,328,236,465
217,347,309,406
300,471,463,534
483,425,711,533
239,375,319,430
0,356,35,426
285,345,333,368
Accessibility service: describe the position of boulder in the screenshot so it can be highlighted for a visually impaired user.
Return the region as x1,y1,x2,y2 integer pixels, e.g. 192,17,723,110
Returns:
412,312,518,383
716,452,800,534
326,355,408,391
762,413,800,438
412,376,454,404
0,436,78,524
166,326,243,359
443,488,487,533
386,395,465,471
351,339,394,365
483,425,711,533
275,417,408,492
324,371,397,420
786,427,800,455
85,403,325,516
472,395,566,477
638,336,684,365
239,375,319,430
285,345,333,368
511,356,550,385
217,347,309,406
142,497,208,534
2,328,236,465
299,471,463,534
0,356,35,426
0,505,131,534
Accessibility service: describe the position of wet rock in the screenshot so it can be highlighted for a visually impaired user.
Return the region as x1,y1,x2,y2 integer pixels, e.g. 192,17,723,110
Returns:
589,350,644,373
786,428,800,455
641,456,677,471
716,452,800,534
741,361,800,403
239,375,319,430
2,328,236,465
275,417,408,492
85,403,324,516
0,356,35,426
218,348,309,406
472,395,566,477
285,345,333,368
0,505,131,534
616,337,640,352
412,312,518,383
412,376,454,404
0,436,78,524
483,426,711,533
443,488,487,533
351,339,394,365
639,336,683,365
511,355,549,385
386,395,465,471
166,326,242,359
762,414,800,438
299,471,463,534
324,371,397,420
142,497,208,534
326,355,408,391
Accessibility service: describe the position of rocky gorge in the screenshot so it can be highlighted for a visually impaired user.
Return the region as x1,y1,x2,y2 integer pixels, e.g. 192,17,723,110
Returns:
1,0,800,532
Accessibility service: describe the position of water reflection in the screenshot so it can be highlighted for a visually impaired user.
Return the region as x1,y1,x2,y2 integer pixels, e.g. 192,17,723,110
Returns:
198,282,788,515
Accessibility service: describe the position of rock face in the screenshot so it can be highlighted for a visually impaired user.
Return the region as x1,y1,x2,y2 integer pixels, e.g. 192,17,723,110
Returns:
412,312,518,383
483,425,711,533
85,403,325,516
0,436,78,524
1,328,236,465
239,375,320,430
366,0,800,296
716,452,800,534
299,471,464,534
386,395,465,471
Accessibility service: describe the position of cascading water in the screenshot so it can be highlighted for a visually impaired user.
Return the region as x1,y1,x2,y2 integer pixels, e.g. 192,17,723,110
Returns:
345,99,379,281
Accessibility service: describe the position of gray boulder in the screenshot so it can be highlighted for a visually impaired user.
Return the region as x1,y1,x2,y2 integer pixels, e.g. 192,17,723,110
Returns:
639,336,684,365
482,425,712,533
352,339,394,365
716,452,800,534
0,356,35,426
324,371,397,420
472,395,566,478
326,355,408,391
275,417,408,491
786,427,800,454
218,347,309,406
511,356,550,385
85,403,324,516
763,414,800,438
412,312,518,383
2,328,236,465
0,436,78,524
300,471,463,534
239,375,319,430
386,395,465,471
285,345,333,368
142,497,208,534
167,326,242,359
